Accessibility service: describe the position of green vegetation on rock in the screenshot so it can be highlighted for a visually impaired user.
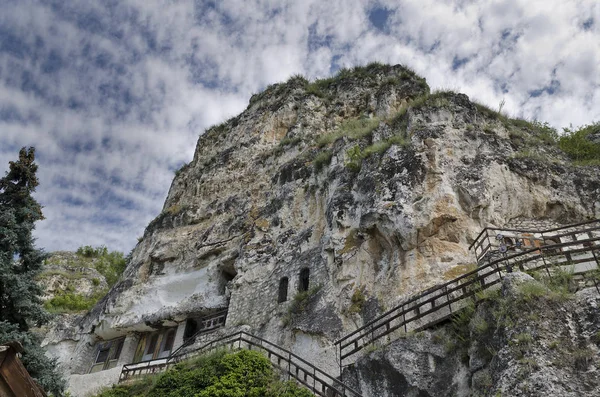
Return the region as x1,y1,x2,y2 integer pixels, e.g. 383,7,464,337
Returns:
44,290,108,313
45,245,127,287
94,350,313,397
41,245,127,313
559,123,600,165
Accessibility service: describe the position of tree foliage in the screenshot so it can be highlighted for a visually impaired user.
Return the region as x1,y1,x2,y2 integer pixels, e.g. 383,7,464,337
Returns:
0,147,66,395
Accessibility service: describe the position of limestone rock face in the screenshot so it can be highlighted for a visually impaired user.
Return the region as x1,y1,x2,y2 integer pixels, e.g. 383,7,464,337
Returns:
44,64,600,390
350,274,600,397
38,251,109,302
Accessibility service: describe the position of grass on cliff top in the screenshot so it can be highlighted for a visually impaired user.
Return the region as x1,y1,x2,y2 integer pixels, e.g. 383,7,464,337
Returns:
41,245,127,313
94,349,313,397
44,245,127,288
249,62,429,105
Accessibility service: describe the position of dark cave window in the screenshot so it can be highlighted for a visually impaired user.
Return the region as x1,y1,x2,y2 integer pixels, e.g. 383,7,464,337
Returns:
278,277,289,303
184,318,198,341
218,264,237,295
299,268,310,292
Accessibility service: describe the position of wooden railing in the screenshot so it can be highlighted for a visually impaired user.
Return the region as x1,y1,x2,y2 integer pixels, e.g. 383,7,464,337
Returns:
119,309,228,382
335,222,600,368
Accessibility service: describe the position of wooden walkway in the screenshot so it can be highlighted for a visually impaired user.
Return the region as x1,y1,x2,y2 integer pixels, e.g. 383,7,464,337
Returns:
334,220,600,369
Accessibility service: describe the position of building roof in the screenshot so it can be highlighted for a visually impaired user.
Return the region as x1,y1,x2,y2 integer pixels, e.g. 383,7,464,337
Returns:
0,341,47,397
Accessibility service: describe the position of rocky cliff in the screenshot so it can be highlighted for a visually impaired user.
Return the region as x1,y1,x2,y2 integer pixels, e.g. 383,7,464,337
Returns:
43,63,600,396
347,273,600,397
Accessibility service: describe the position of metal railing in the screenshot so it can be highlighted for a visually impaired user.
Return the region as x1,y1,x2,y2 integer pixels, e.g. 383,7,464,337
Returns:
168,309,228,358
120,220,600,388
119,309,228,382
170,331,362,397
121,330,361,397
335,222,600,369
469,219,600,262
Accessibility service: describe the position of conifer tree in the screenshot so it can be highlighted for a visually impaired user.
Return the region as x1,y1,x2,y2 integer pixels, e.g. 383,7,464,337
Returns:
0,147,65,395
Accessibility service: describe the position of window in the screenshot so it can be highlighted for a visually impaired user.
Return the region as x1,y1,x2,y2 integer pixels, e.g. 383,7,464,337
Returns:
95,349,109,364
278,277,289,303
89,338,125,373
142,334,159,361
299,268,310,292
184,319,198,341
136,328,178,362
163,330,175,352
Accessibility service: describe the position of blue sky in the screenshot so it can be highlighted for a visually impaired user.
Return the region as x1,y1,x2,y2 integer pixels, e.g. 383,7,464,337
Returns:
0,0,598,254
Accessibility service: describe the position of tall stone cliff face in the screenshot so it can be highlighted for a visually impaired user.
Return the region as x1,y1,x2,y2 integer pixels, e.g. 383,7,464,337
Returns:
47,64,600,392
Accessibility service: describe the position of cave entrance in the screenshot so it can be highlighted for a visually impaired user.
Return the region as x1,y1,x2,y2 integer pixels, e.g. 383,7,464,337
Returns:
218,261,237,296
299,268,310,292
278,277,289,303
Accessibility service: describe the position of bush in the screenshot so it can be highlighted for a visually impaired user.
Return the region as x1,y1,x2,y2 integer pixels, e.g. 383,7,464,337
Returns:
317,118,380,147
348,286,366,314
313,151,333,172
94,350,314,397
44,290,108,313
75,245,127,287
559,123,600,165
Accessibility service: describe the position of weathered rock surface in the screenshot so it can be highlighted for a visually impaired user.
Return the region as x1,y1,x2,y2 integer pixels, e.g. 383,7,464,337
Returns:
41,64,600,394
38,251,109,302
350,274,600,397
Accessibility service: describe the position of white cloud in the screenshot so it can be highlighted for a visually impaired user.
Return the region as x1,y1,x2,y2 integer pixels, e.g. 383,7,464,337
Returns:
0,0,598,254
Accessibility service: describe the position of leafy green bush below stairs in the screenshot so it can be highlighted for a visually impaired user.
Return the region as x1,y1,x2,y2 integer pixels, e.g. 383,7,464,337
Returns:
94,350,314,397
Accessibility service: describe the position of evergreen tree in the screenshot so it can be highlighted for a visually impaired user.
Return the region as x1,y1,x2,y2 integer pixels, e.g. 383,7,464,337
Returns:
0,147,66,395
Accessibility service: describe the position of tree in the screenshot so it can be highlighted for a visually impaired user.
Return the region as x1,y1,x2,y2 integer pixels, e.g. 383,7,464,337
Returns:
0,147,65,395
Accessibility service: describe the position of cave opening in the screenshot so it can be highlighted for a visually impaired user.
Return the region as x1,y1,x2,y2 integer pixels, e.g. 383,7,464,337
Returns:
299,268,310,292
218,261,237,295
278,277,289,303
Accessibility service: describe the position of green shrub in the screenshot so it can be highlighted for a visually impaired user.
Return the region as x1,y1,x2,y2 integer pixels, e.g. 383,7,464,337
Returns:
44,290,108,313
279,136,303,147
313,151,333,172
348,286,367,314
559,123,600,165
94,350,314,397
511,150,551,163
73,245,127,287
76,245,108,258
283,285,323,325
517,281,548,300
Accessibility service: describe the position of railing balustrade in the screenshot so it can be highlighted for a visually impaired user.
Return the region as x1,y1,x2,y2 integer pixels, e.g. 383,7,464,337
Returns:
119,309,228,382
336,220,600,369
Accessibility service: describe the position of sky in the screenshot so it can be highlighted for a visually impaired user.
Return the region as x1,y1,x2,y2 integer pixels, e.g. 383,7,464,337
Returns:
0,0,598,254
